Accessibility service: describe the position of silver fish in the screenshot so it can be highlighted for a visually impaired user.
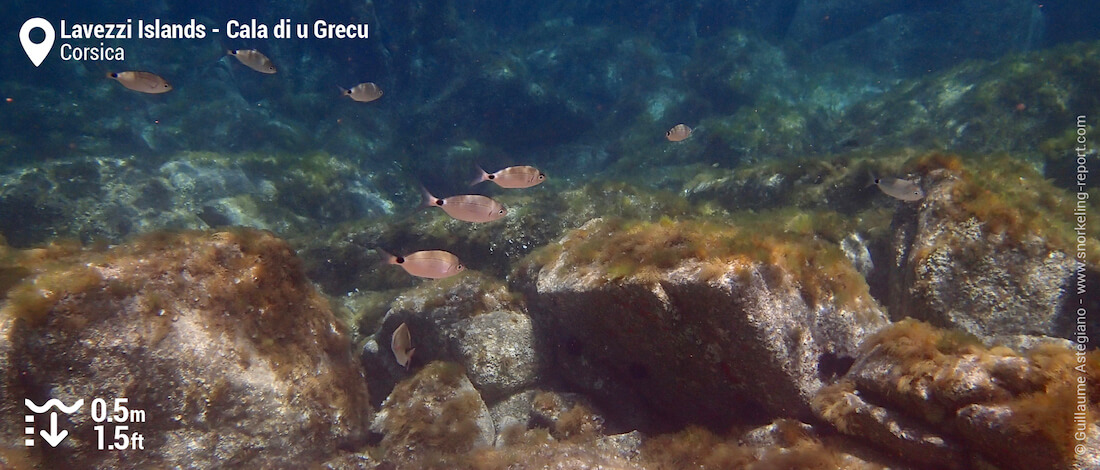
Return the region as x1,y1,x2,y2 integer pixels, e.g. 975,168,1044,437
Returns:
666,124,692,142
470,165,546,188
341,82,383,102
391,322,415,369
870,174,925,201
228,49,277,74
382,249,466,279
421,187,507,223
106,71,172,94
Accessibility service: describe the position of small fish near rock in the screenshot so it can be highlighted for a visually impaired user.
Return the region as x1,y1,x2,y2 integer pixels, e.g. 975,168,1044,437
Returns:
106,71,172,94
469,165,546,188
227,49,277,74
666,124,693,142
869,173,925,201
420,187,507,223
380,248,466,279
391,323,416,369
340,82,383,102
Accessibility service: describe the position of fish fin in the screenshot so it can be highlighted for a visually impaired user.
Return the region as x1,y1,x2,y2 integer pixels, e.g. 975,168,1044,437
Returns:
865,170,879,188
405,348,416,370
419,185,439,209
468,165,489,186
375,247,399,266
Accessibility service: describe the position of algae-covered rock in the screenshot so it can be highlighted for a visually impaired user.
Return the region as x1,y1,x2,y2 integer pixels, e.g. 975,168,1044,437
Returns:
514,216,889,429
370,361,495,465
360,273,538,405
639,419,898,469
888,155,1100,340
0,229,372,468
813,319,1100,470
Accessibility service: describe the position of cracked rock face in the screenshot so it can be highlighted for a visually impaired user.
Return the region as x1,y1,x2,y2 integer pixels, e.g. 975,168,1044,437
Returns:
0,229,372,469
888,169,1079,341
515,218,889,430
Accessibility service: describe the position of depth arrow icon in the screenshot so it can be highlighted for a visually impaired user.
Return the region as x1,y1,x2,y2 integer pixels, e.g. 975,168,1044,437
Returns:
40,412,67,447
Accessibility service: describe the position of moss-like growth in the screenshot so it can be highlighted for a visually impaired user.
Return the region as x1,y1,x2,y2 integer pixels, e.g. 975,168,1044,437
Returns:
524,212,875,311
0,228,367,414
901,151,1100,264
378,361,488,466
639,421,856,470
844,319,1100,467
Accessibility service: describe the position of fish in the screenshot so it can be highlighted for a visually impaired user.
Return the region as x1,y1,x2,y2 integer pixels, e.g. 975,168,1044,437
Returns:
391,322,415,369
106,71,172,94
227,49,277,74
380,248,466,279
340,82,383,102
869,173,925,201
420,187,507,223
469,165,546,188
666,124,692,142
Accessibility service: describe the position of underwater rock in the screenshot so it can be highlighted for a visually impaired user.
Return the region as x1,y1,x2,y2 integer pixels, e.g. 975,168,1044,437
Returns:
812,381,970,469
0,151,395,248
887,162,1093,340
0,229,372,468
813,319,1100,470
361,273,538,405
639,418,899,469
514,217,889,430
370,361,495,465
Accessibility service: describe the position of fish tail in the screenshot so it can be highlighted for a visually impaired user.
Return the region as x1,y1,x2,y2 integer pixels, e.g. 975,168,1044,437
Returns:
376,247,398,266
419,185,438,209
468,165,489,186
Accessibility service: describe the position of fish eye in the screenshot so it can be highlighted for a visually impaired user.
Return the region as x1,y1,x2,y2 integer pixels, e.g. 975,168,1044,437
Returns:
434,199,444,206
498,209,505,214
395,256,405,264
487,174,495,180
538,174,545,180
457,264,466,271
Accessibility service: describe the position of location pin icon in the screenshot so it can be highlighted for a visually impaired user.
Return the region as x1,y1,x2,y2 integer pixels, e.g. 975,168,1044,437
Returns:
20,18,55,67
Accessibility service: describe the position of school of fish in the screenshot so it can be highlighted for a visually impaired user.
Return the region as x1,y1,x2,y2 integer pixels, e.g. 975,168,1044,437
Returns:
103,48,925,369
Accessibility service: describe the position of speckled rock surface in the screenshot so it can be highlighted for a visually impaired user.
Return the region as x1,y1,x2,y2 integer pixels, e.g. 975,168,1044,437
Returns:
0,229,372,469
370,361,495,465
514,217,889,430
887,168,1080,340
360,274,538,405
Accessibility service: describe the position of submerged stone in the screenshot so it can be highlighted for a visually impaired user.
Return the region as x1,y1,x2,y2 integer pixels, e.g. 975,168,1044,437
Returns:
514,217,889,430
0,229,371,468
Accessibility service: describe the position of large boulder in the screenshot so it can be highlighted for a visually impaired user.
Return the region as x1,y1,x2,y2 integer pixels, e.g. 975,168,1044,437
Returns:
0,229,371,468
514,217,889,430
887,157,1097,341
361,274,539,405
813,319,1100,470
